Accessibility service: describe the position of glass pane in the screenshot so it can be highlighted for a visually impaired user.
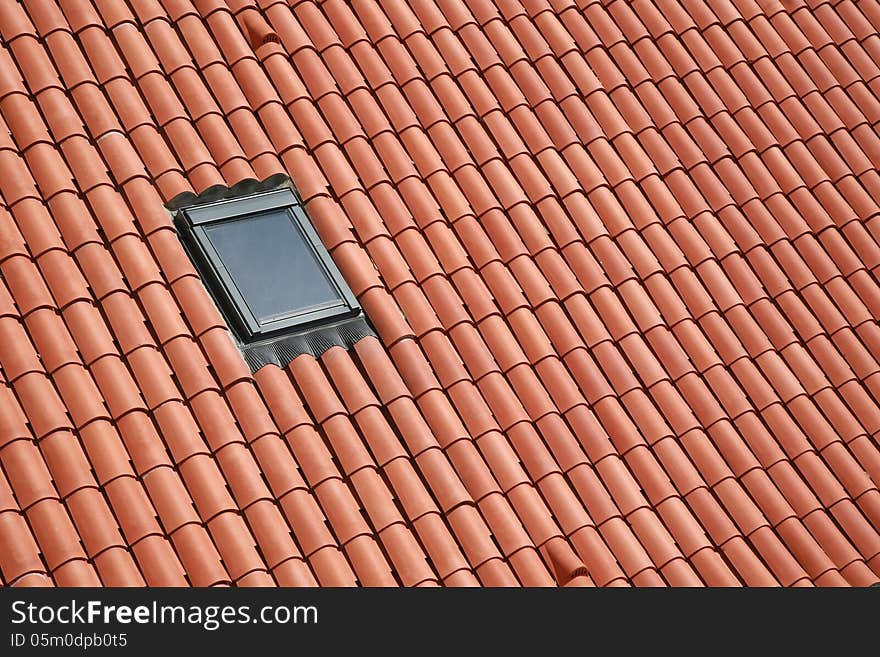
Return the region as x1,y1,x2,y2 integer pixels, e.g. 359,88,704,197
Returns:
205,209,342,323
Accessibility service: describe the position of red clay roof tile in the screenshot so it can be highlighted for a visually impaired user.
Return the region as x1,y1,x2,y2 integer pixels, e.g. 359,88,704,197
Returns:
0,0,878,588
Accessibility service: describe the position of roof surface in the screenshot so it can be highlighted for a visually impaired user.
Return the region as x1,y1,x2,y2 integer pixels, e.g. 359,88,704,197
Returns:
1,0,880,588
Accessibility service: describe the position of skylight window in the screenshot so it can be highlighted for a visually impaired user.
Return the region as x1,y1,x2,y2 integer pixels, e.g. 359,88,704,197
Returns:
174,188,362,350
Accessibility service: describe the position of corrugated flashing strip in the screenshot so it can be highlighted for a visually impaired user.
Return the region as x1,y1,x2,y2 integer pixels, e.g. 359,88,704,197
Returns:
164,173,290,212
242,314,375,372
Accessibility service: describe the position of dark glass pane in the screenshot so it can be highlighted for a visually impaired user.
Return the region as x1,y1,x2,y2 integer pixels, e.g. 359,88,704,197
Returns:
205,210,341,323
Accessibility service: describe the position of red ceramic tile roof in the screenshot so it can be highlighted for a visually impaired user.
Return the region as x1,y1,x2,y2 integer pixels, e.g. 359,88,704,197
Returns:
1,0,880,588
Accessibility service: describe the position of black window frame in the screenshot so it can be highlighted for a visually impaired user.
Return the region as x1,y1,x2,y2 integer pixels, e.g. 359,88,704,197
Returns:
174,187,360,343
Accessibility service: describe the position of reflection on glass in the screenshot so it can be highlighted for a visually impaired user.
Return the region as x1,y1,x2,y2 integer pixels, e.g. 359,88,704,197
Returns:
206,210,340,323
